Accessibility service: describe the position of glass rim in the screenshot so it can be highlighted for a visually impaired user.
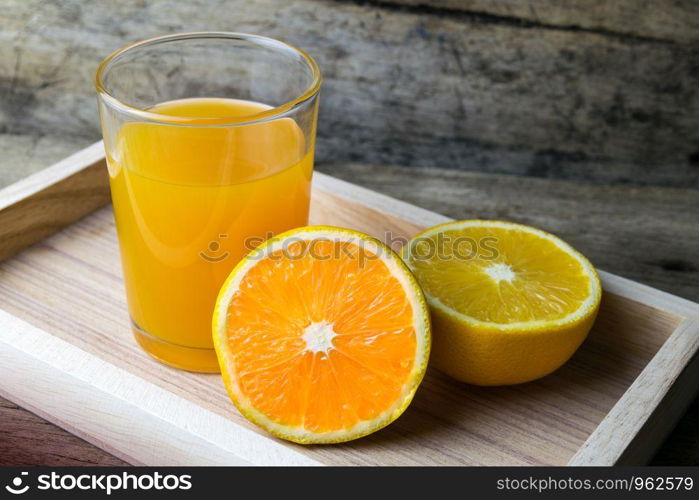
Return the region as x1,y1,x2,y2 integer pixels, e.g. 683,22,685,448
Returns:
94,31,322,127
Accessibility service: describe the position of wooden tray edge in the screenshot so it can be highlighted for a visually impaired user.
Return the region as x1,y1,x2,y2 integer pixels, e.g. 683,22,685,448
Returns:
569,319,699,465
0,142,111,263
0,309,321,466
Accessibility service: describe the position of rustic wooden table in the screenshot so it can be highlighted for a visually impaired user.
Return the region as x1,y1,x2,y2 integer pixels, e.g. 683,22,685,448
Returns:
1,0,697,465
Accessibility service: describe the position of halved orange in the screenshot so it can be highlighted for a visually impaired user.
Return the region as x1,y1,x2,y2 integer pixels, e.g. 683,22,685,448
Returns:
403,220,601,386
213,226,431,444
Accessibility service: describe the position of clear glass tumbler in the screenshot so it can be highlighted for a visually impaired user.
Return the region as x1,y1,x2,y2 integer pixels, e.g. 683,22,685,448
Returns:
95,33,321,372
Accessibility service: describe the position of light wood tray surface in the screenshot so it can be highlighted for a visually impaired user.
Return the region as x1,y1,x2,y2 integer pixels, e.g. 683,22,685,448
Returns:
0,143,698,465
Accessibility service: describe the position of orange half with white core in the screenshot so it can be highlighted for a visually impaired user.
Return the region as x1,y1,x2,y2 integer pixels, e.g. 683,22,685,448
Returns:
212,226,431,444
403,220,602,386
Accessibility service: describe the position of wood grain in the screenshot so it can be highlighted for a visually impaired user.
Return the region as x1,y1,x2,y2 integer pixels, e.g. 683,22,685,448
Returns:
619,341,699,465
0,132,94,188
0,151,696,464
370,0,699,43
570,320,699,465
0,397,127,466
1,0,698,187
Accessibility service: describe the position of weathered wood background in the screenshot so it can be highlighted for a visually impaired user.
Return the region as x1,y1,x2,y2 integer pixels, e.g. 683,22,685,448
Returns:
2,0,699,187
0,0,697,465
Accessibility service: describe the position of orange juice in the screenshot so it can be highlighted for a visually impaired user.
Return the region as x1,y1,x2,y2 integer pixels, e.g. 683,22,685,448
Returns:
107,98,314,371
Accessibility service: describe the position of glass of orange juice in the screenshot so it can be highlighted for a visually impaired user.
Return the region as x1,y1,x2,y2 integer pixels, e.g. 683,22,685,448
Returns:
95,33,321,372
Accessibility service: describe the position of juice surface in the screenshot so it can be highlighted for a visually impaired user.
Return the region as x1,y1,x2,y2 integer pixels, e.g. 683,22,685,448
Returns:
107,98,314,371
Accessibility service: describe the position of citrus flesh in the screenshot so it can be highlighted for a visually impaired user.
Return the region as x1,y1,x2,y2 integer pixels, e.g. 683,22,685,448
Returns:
213,226,430,444
403,220,601,386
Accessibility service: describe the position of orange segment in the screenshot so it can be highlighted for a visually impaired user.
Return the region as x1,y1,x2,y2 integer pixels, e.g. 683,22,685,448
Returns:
213,226,430,443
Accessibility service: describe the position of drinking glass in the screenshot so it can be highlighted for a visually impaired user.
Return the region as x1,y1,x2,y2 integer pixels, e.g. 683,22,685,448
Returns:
95,32,321,372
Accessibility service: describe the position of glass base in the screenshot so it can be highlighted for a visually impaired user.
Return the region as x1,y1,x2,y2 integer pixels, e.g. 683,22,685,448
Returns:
132,320,220,373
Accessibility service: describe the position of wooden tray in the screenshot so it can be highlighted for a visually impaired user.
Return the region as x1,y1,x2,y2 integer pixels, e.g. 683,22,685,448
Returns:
1,142,698,466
